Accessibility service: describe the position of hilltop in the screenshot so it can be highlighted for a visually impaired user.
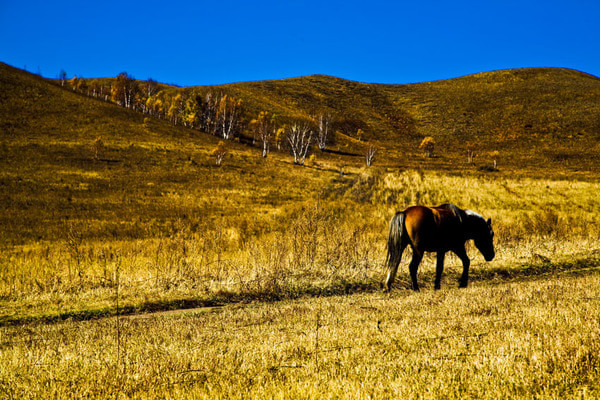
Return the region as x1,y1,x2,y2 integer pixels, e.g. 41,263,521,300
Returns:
40,64,600,174
3,62,599,174
192,67,600,173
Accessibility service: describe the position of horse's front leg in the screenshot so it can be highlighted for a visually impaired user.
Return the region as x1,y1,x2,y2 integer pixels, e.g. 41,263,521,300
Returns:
434,251,446,290
453,247,471,288
408,249,423,291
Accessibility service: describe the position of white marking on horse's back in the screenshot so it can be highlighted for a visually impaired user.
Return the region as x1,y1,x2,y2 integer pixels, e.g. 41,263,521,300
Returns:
465,209,484,221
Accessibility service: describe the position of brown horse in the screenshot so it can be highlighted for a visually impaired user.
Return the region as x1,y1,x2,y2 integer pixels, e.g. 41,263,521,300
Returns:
383,204,495,291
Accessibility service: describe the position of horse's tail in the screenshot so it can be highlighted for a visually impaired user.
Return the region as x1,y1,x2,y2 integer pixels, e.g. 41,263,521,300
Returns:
384,212,406,291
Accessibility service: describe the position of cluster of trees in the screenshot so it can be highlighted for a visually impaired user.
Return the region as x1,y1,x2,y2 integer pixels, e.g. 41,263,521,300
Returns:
146,91,244,140
62,70,506,170
64,71,246,140
63,71,384,167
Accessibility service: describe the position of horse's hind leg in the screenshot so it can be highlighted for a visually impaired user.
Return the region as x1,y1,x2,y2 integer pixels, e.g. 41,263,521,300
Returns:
408,250,423,291
434,251,446,290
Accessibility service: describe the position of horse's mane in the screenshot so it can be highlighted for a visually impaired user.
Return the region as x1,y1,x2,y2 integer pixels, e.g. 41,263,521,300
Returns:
441,204,466,225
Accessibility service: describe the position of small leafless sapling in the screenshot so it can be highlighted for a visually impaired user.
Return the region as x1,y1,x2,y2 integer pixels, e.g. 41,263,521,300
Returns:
365,145,377,167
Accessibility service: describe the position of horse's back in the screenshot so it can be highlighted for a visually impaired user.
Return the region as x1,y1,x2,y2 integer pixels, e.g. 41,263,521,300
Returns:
403,204,458,225
402,204,465,251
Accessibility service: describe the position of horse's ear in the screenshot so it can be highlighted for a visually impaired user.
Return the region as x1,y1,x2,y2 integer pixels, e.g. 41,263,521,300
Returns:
487,218,492,225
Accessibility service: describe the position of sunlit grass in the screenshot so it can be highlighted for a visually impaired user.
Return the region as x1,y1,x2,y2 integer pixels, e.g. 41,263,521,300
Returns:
2,273,599,399
2,170,600,323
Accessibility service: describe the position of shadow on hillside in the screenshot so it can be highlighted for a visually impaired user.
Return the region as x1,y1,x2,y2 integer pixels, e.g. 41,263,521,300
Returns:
320,148,362,157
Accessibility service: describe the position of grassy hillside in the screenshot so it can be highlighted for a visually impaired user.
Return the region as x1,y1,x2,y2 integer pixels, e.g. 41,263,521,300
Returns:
43,62,600,175
181,67,600,174
0,63,344,245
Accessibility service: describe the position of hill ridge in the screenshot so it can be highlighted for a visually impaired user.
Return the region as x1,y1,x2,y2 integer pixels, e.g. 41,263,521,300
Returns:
2,61,600,175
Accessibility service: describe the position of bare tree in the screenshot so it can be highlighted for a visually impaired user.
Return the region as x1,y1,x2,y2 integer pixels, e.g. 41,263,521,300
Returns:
59,70,67,87
198,92,218,135
257,111,275,157
287,123,313,165
365,145,377,167
217,94,243,140
145,78,158,98
316,112,332,151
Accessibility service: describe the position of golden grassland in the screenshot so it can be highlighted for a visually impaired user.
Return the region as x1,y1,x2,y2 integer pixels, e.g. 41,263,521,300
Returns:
2,273,600,399
1,63,600,398
2,168,600,323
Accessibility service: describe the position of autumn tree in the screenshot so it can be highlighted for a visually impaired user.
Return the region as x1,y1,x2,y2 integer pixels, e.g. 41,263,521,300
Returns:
274,127,285,151
146,96,159,117
89,80,101,98
419,136,435,157
135,91,148,113
182,96,200,128
211,141,228,166
92,137,104,161
466,142,476,163
287,123,313,165
316,112,332,150
111,72,138,108
356,129,364,141
249,118,258,145
69,76,80,91
167,94,183,125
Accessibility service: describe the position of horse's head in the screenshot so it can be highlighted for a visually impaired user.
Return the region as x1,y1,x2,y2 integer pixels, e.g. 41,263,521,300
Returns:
474,217,495,262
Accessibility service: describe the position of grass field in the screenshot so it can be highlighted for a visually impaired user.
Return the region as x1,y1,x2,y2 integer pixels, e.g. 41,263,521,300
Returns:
1,62,600,398
2,271,600,399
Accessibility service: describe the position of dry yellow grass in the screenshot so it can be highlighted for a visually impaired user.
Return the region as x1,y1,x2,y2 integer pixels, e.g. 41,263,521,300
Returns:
2,272,599,399
2,62,600,398
2,170,600,324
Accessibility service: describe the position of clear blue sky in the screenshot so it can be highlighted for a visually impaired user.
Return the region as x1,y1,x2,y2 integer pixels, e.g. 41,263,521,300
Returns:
1,0,599,86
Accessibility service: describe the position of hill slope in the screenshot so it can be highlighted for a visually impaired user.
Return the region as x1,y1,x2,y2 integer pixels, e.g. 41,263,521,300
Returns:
0,63,333,245
171,67,600,173
186,67,600,139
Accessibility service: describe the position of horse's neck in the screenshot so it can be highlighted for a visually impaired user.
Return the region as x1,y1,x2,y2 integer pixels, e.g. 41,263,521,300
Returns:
463,210,484,239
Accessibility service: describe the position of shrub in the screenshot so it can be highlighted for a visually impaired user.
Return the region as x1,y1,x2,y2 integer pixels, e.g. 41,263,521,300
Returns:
419,136,435,157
